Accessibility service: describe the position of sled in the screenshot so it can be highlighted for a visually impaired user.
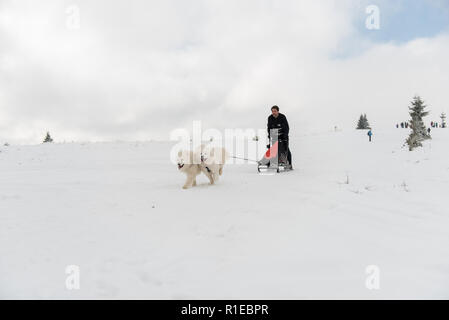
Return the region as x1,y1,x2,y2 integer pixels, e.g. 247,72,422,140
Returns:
257,141,293,174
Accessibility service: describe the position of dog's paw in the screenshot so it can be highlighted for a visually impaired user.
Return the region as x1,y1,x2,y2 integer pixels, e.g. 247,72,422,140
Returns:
182,185,189,189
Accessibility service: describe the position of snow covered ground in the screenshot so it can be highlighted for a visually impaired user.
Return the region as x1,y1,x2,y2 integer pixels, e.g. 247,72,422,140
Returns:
1,129,449,299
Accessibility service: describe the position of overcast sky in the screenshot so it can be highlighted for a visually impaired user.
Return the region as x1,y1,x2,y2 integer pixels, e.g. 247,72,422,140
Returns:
1,0,449,143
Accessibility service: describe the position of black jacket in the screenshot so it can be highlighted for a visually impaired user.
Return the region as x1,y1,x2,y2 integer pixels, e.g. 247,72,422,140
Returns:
267,113,289,140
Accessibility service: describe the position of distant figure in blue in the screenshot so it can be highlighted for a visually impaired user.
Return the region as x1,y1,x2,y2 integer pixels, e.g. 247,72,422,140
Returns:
367,129,373,142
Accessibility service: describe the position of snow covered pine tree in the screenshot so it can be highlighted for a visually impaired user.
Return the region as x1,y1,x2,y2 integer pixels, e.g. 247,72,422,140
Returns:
406,96,431,151
356,114,370,130
43,132,54,143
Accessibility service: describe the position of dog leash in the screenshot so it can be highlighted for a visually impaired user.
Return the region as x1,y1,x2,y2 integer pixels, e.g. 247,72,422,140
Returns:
230,155,259,163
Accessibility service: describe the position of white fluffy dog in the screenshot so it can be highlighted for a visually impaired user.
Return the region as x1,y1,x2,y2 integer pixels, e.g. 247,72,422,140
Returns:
195,144,228,185
177,150,203,189
177,145,228,189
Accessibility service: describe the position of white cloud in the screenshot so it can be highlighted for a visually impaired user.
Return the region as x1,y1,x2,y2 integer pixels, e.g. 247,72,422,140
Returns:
0,0,448,143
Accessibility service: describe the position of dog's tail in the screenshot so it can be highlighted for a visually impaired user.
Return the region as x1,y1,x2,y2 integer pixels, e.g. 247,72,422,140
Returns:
223,149,229,164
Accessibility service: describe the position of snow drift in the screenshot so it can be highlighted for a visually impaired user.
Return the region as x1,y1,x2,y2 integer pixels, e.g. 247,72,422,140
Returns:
1,129,449,299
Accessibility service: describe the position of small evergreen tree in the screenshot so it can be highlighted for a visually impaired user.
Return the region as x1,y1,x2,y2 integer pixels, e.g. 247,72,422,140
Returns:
356,115,363,129
405,96,430,151
441,113,447,128
356,114,371,129
43,132,54,143
364,114,371,129
356,114,364,129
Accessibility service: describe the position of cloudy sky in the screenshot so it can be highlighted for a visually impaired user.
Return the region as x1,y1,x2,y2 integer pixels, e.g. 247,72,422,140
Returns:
1,0,448,143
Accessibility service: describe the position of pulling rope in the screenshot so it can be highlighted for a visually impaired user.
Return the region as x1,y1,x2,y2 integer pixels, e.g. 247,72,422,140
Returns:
230,155,259,163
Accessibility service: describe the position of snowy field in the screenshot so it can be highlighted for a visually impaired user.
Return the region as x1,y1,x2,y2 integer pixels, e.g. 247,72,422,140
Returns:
1,129,449,299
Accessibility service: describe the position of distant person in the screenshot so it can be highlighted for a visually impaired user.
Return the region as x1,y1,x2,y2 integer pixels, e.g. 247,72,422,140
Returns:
428,127,431,135
401,122,404,128
367,130,373,142
396,124,399,128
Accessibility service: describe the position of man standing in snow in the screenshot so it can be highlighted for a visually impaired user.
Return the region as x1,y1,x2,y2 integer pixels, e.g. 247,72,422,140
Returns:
267,106,292,169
